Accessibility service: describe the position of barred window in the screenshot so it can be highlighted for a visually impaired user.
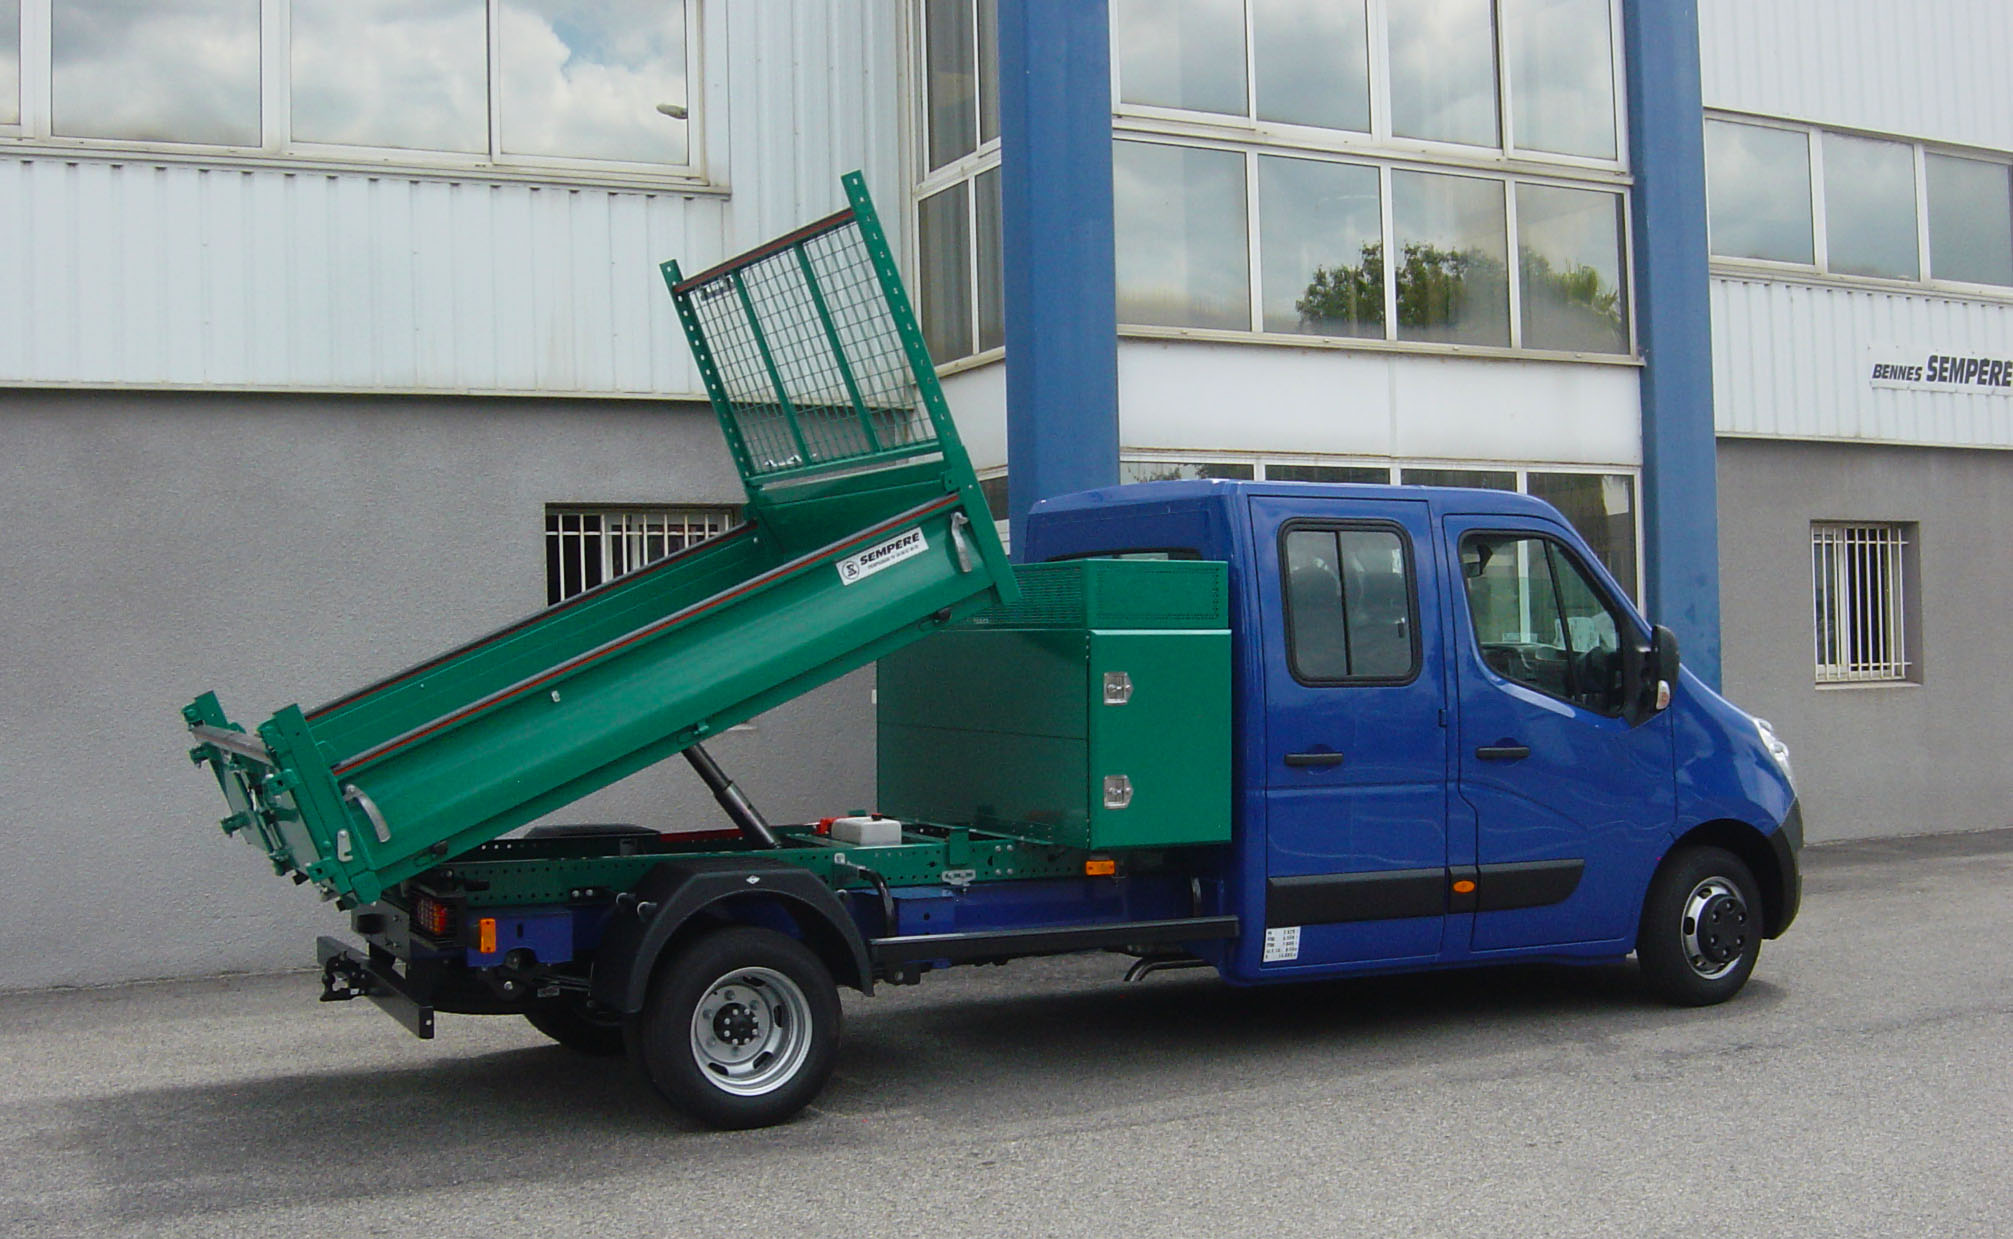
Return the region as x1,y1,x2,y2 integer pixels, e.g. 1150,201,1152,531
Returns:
1812,522,1914,684
545,505,736,605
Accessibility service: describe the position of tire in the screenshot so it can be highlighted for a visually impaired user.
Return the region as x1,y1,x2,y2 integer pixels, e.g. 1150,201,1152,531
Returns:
1636,845,1762,1007
629,927,841,1130
523,994,628,1057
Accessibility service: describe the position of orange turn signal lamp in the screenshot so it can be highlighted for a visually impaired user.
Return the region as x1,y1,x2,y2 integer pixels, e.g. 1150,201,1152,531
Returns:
1452,879,1478,895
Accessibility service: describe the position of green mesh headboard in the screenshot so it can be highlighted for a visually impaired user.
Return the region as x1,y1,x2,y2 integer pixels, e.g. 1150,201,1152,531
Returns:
664,171,967,495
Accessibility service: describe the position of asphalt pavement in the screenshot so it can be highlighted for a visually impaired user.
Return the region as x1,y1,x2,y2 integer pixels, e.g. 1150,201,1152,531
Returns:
2,829,2010,1238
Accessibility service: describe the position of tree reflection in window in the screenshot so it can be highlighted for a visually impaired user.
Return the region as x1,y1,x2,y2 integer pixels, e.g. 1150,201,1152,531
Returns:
1294,241,1621,351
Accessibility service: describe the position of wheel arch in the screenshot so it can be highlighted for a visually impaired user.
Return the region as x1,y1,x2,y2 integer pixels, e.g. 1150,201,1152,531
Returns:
590,858,873,1016
1659,818,1797,939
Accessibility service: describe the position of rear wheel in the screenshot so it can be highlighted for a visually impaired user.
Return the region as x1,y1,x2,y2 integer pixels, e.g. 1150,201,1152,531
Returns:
1637,845,1762,1006
630,927,841,1129
523,994,627,1056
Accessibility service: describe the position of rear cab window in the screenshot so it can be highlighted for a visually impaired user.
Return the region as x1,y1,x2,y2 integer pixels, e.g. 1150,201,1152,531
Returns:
1280,523,1420,685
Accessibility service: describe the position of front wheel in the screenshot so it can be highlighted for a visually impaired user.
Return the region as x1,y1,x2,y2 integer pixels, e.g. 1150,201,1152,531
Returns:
630,927,841,1129
1636,846,1762,1006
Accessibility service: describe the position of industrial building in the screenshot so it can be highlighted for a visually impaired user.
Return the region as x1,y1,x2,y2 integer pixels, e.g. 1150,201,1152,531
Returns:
0,0,2004,989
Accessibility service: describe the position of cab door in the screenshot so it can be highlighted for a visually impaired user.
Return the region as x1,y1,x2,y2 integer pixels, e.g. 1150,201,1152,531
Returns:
1252,495,1449,969
1444,517,1674,953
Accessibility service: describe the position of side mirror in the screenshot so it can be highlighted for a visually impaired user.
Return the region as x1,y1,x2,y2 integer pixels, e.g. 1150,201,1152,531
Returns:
1621,624,1680,725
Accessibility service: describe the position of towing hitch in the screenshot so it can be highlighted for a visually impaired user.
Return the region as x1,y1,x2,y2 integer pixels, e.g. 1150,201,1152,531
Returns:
317,935,436,1039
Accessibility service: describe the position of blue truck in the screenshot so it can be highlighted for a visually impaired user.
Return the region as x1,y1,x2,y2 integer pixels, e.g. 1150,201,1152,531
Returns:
185,177,1800,1129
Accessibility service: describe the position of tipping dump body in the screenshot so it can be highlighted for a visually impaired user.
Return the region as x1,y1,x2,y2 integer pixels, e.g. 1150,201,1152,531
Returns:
185,173,1015,907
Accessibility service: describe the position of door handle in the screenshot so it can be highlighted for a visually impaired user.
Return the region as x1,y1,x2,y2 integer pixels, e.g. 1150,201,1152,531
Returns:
1475,744,1532,761
1284,751,1346,768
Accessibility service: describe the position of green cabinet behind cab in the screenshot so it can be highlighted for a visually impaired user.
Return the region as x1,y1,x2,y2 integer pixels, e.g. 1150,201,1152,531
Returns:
877,560,1232,851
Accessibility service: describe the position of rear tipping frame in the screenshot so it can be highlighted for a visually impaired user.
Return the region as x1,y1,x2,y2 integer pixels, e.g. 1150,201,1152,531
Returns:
186,172,1014,910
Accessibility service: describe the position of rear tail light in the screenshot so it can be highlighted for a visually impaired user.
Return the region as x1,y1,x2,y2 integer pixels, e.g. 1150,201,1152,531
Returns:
412,894,457,939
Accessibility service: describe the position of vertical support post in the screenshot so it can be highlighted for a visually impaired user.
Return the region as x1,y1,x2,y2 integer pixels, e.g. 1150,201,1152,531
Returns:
998,0,1120,557
1624,0,1722,686
794,244,882,452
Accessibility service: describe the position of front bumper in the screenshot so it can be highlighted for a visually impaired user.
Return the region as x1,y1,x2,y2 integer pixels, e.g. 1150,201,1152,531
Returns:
1765,800,1804,938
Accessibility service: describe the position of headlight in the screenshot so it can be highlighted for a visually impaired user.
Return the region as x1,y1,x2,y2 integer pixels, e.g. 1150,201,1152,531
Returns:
1754,717,1795,786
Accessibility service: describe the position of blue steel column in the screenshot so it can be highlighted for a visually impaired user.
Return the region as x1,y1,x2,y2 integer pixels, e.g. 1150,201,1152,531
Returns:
997,0,1120,556
1624,0,1722,686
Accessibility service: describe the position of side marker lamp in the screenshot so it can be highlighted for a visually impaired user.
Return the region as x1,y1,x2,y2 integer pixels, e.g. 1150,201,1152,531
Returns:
1084,858,1117,877
477,917,497,955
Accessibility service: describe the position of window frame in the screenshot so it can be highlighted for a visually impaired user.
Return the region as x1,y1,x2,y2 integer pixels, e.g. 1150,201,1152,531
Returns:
1457,527,1631,717
908,0,1002,368
1277,517,1423,688
1811,520,1916,687
1707,110,2013,302
2,0,712,189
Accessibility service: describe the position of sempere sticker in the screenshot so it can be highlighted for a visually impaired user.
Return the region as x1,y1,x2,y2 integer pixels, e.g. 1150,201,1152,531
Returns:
837,527,928,586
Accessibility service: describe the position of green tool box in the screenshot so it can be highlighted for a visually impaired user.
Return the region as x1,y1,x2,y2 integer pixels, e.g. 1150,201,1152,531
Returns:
877,559,1232,852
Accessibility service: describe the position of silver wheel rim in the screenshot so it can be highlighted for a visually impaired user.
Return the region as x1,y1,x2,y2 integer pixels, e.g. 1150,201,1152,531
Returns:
688,966,813,1097
1679,876,1751,980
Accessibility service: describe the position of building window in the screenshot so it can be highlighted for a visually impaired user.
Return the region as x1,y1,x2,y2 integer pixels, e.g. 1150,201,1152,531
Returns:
912,0,1001,364
545,505,735,605
9,0,702,178
1704,119,1814,265
1824,133,1918,281
1811,522,1914,685
1925,153,2013,288
1115,0,1619,162
1707,114,2013,294
0,0,19,127
1110,0,1629,358
54,0,261,146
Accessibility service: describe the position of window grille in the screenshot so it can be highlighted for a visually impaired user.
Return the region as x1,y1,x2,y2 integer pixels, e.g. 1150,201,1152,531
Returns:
545,506,736,605
1811,522,1913,683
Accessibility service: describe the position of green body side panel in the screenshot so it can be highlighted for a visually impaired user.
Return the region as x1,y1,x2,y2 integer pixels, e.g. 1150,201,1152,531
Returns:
878,561,1233,852
182,174,1015,908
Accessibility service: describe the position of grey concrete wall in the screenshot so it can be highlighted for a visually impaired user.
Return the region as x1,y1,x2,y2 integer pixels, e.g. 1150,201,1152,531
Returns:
0,391,877,990
1717,437,2013,841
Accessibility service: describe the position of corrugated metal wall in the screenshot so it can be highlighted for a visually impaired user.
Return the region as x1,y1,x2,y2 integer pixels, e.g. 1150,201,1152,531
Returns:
1699,0,2013,151
1701,0,2013,450
0,0,903,397
1710,278,2013,448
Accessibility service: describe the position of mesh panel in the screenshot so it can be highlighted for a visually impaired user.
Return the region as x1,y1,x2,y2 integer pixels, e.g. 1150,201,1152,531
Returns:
681,217,935,478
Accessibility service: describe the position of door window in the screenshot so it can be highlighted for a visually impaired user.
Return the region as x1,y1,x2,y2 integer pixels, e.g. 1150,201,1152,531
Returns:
1282,525,1417,683
1460,533,1623,713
